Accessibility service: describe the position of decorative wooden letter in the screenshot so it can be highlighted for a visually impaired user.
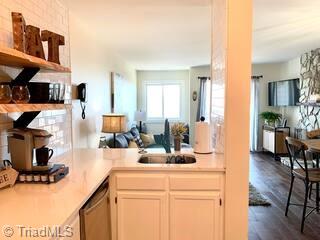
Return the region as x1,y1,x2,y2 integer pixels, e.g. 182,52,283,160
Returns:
10,12,65,65
25,25,45,59
41,30,65,64
11,12,26,52
0,168,18,189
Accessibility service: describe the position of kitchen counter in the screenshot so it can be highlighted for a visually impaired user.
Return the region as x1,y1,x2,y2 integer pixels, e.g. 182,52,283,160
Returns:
0,148,224,239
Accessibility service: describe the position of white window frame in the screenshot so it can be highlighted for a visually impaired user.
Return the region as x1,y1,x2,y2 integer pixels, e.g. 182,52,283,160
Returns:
140,79,186,123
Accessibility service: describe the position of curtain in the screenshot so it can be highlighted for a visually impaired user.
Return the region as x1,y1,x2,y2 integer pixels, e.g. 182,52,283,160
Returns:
196,77,210,121
250,76,261,152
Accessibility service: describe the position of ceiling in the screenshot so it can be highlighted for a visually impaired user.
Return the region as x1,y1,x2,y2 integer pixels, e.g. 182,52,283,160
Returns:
63,0,320,69
63,0,211,70
253,0,320,63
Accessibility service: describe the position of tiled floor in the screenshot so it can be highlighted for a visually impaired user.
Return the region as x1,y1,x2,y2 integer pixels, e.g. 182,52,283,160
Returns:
249,153,320,240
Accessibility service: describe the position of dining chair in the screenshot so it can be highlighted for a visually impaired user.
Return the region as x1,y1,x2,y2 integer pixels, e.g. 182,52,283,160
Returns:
304,130,319,198
307,147,320,209
285,137,320,233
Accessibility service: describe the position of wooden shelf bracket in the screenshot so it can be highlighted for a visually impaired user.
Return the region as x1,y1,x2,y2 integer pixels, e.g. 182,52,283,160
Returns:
13,111,41,128
11,67,41,128
13,67,40,86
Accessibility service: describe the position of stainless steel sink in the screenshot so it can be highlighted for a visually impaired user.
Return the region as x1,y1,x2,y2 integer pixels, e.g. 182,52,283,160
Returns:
138,154,196,164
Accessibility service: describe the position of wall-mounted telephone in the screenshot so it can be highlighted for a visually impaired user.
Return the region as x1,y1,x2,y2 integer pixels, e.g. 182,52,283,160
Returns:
77,83,87,119
77,83,87,103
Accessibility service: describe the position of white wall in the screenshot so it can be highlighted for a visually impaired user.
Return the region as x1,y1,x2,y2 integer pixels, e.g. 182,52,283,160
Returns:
252,57,300,149
137,70,190,134
113,73,137,125
189,65,211,145
69,15,137,148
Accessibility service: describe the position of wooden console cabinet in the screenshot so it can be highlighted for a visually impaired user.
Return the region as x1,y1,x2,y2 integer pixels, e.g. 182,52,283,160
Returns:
262,125,290,160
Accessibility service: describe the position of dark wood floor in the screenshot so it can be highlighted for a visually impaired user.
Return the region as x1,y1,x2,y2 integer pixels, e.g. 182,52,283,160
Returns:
249,153,320,240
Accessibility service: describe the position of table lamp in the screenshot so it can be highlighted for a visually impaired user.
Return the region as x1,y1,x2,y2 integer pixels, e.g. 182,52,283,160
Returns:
134,110,146,132
102,114,126,147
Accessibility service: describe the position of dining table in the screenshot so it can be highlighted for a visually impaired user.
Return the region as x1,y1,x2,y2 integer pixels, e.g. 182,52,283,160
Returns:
302,139,320,212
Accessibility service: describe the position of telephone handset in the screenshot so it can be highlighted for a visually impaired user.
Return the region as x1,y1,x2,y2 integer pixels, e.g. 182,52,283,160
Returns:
77,83,87,103
77,83,87,119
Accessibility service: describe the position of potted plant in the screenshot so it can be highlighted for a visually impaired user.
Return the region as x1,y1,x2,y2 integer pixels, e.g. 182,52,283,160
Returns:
259,111,281,126
171,123,187,152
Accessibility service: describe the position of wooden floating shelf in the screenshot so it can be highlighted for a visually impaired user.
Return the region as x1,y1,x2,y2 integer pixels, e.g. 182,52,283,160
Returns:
0,104,72,113
0,46,71,73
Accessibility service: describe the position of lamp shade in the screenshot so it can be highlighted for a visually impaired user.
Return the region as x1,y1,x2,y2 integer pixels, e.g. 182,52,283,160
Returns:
134,110,146,122
102,114,126,133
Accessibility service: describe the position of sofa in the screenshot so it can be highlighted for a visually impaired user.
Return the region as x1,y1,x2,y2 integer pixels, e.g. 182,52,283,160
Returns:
109,124,190,149
112,127,161,148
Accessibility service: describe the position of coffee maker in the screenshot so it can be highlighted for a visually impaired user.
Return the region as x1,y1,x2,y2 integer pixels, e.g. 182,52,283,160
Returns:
8,128,53,171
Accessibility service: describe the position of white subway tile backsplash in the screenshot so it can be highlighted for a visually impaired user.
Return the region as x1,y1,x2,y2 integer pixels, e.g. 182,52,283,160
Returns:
0,146,10,160
8,112,20,120
0,0,72,160
44,126,52,132
57,131,63,138
43,111,52,117
38,118,45,127
211,0,226,153
47,118,56,125
52,125,59,132
0,135,7,146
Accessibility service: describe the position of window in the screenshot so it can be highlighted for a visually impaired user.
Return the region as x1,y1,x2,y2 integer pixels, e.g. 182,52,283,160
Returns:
146,84,181,120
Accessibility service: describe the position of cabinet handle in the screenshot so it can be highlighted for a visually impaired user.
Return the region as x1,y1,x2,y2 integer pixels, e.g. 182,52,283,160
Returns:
115,197,117,204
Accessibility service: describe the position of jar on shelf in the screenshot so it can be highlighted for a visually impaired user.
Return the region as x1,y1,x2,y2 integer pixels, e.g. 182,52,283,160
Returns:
52,83,60,103
59,84,65,103
0,83,12,103
12,85,30,104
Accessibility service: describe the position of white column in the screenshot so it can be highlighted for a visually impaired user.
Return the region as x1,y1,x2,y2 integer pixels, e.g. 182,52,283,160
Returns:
211,0,252,239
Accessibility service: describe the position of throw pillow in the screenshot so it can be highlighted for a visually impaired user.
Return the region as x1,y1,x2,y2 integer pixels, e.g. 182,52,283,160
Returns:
128,140,138,148
115,135,129,148
130,127,140,137
133,135,144,148
140,133,156,147
122,132,134,143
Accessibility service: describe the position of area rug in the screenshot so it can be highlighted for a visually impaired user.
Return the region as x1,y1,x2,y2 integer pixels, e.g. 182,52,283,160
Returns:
249,183,271,207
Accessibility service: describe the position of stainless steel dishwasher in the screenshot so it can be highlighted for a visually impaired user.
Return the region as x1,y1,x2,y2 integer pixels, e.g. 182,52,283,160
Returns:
80,178,111,240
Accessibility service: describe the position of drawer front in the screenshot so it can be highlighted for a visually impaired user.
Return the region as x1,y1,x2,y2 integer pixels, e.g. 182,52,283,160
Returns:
169,174,222,191
116,173,166,190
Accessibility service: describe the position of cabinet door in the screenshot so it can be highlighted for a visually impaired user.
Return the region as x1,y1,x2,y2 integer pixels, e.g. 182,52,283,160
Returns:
117,191,168,240
169,192,221,240
268,131,275,153
263,130,269,151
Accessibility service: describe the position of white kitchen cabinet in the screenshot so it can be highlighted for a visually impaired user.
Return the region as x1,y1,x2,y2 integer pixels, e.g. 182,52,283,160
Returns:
116,191,168,240
110,171,224,240
169,192,221,240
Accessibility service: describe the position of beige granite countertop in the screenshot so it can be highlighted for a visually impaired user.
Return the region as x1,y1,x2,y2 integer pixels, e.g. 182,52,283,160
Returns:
0,148,225,239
